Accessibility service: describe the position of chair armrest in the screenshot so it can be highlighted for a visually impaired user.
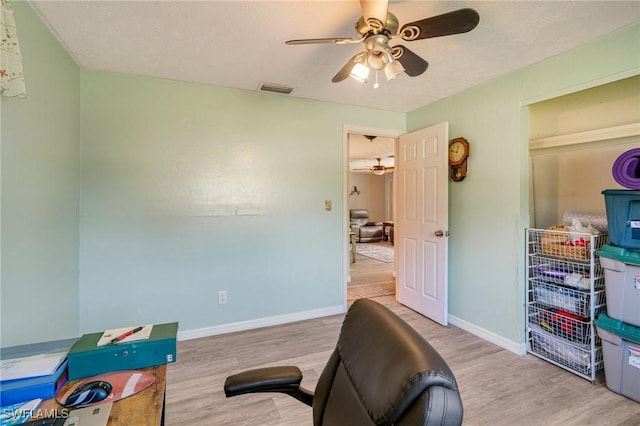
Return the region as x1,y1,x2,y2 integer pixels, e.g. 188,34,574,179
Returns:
366,221,383,226
224,366,314,406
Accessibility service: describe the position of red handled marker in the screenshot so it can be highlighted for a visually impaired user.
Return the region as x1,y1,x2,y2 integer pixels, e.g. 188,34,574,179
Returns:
110,326,144,344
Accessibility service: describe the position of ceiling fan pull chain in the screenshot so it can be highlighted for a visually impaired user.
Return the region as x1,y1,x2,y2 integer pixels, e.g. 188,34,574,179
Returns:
374,71,380,89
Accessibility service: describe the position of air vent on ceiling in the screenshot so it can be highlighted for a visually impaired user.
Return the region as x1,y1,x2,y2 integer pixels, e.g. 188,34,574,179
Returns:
259,82,293,95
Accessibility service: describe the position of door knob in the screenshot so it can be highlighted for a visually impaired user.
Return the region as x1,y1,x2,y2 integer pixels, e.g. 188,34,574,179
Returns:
435,230,449,237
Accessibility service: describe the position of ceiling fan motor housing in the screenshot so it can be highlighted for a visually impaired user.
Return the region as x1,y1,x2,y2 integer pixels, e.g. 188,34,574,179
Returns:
355,12,399,37
365,35,394,69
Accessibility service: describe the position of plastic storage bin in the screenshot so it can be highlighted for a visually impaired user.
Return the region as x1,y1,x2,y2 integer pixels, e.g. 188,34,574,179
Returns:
597,245,640,327
594,313,640,403
602,189,640,250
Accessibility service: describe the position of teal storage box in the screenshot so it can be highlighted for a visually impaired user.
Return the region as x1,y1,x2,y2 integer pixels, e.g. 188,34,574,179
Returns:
594,313,640,403
67,322,178,380
602,189,640,250
597,245,640,327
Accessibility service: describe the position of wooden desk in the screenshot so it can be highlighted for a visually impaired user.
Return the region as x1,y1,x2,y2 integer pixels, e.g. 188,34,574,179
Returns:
36,365,166,426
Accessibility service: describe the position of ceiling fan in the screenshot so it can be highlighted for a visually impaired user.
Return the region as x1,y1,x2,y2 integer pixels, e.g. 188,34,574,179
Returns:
285,0,479,84
354,157,394,176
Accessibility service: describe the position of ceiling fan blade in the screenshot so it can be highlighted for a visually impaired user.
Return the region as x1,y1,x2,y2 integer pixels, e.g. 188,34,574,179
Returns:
360,0,389,31
386,166,395,172
286,37,361,45
393,46,428,77
332,53,364,83
400,8,479,41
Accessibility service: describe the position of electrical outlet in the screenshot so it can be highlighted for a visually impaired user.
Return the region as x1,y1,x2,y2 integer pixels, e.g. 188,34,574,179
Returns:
325,200,332,211
218,290,228,305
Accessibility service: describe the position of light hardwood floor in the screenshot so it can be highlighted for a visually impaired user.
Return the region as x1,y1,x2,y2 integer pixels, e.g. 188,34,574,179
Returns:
348,240,395,301
165,294,639,425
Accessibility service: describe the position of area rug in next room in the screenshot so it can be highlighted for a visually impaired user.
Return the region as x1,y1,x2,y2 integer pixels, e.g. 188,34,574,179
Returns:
356,243,394,263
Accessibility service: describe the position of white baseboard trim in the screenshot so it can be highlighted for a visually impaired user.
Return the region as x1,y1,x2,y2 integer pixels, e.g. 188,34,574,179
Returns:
448,314,527,356
177,305,346,341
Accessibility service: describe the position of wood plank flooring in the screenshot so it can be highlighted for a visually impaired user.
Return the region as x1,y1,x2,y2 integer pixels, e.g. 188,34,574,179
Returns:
348,241,395,302
165,294,639,425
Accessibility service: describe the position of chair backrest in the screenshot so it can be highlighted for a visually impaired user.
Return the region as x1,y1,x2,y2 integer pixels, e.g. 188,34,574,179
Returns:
312,299,463,426
350,209,370,226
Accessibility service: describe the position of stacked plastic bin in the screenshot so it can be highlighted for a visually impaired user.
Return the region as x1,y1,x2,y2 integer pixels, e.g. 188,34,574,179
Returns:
594,189,640,403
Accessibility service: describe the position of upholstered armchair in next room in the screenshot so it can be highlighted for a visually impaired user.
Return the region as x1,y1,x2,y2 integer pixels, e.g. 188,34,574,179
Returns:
349,209,384,242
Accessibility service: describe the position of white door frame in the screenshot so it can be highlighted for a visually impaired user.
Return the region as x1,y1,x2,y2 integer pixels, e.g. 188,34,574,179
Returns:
342,125,404,310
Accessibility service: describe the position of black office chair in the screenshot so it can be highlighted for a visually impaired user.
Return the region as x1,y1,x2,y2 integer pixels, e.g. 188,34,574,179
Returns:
224,299,463,425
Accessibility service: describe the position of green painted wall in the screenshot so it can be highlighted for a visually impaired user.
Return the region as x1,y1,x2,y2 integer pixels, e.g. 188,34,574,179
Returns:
1,2,80,346
78,71,404,333
2,0,638,350
407,24,640,344
529,75,640,139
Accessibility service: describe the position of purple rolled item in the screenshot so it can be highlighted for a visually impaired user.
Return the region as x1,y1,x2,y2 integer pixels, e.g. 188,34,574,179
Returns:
612,148,640,189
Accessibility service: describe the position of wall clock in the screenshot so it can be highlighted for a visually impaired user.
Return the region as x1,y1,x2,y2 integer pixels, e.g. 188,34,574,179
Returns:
448,137,470,182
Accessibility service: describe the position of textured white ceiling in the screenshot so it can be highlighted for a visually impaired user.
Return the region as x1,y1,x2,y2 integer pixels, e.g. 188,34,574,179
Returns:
29,1,640,114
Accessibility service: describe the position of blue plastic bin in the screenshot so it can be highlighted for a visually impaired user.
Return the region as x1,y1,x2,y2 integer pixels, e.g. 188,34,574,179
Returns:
602,189,640,250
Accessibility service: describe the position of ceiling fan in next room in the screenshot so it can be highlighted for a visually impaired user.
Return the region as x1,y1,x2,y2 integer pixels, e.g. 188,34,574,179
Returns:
285,0,479,85
354,157,395,176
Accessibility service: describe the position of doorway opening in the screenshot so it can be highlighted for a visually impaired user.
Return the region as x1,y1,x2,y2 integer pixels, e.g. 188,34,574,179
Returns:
346,132,397,304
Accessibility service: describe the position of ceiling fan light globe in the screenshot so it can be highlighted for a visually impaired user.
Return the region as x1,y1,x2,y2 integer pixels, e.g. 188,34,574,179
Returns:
385,60,405,80
366,52,387,70
373,168,386,176
350,63,370,83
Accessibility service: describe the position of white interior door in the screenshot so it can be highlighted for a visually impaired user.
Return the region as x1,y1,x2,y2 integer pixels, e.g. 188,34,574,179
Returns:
396,123,449,325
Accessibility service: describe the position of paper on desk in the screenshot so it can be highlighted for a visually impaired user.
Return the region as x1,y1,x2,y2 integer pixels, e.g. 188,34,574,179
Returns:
96,325,153,347
0,352,66,381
